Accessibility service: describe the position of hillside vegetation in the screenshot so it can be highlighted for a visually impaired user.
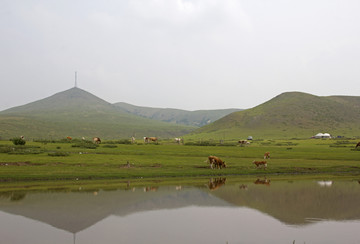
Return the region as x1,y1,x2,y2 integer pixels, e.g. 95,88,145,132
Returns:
1,89,360,140
186,92,360,140
0,88,195,140
114,102,241,127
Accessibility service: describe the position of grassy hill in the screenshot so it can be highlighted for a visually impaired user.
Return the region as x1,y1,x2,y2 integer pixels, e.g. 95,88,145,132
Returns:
0,88,195,140
114,102,241,127
186,92,360,140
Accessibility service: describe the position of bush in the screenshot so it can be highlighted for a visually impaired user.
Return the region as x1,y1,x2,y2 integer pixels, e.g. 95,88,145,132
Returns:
72,141,98,149
185,141,218,146
0,146,12,153
48,152,70,157
11,137,26,146
102,144,118,148
104,139,132,145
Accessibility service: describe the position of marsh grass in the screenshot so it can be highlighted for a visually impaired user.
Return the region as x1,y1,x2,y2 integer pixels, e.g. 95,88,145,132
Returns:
0,139,359,183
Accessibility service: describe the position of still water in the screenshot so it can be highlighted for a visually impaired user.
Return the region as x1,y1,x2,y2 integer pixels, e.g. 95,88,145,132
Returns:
1,178,360,244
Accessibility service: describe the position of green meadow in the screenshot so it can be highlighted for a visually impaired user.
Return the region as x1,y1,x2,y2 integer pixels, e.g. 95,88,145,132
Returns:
0,138,359,188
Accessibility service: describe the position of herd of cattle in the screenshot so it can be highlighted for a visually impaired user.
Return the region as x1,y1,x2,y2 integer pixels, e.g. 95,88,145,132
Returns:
206,141,360,170
88,136,270,170
208,151,271,170
17,135,360,171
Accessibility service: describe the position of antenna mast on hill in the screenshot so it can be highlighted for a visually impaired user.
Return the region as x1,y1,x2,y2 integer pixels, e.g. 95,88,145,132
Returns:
74,71,78,88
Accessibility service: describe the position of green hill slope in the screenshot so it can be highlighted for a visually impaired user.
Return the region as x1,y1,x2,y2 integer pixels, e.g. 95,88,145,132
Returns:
0,88,195,140
186,92,360,140
114,102,241,127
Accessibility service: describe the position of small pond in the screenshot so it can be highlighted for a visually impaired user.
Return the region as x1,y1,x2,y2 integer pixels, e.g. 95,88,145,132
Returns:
1,177,360,244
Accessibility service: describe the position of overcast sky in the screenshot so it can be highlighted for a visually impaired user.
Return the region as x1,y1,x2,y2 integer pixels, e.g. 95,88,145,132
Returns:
1,0,360,111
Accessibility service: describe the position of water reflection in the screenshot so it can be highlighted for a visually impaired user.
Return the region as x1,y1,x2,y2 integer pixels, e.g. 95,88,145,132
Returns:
254,177,271,186
207,177,227,191
0,178,360,243
317,180,333,187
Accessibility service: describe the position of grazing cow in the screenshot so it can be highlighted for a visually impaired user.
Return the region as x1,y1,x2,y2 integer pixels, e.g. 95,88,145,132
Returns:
208,155,217,169
131,136,135,144
264,152,270,159
144,137,158,143
356,142,360,148
207,178,227,191
208,155,226,169
93,137,101,144
253,160,267,169
148,137,157,142
254,178,271,186
66,136,72,140
175,138,182,144
238,140,250,145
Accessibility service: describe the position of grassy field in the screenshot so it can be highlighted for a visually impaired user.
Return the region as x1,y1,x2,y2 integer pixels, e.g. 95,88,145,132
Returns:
0,138,359,186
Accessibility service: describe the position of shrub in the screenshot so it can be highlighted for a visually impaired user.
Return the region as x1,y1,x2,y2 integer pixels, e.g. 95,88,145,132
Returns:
48,152,70,157
185,141,218,146
105,140,132,145
11,137,26,146
102,144,118,148
0,146,12,153
72,141,98,149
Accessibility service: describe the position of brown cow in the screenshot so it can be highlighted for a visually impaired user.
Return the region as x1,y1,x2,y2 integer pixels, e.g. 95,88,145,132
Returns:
253,160,267,169
208,156,217,169
208,156,226,169
264,152,270,159
93,137,101,144
356,142,360,148
144,137,158,143
238,140,250,145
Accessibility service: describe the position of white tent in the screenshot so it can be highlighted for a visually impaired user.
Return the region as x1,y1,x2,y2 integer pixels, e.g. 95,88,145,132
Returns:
322,133,331,138
314,133,331,138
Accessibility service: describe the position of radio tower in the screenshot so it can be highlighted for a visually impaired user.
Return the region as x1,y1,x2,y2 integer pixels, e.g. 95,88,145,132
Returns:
75,71,77,88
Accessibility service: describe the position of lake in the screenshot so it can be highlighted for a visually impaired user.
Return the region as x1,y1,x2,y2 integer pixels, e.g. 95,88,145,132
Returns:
1,177,360,244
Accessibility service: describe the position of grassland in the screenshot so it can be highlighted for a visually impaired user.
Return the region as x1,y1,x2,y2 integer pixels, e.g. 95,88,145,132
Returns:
187,92,360,139
0,138,359,186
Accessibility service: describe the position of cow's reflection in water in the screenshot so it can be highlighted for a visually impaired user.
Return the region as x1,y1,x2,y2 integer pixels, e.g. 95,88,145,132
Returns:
143,186,158,192
254,178,271,186
207,178,227,191
239,184,248,190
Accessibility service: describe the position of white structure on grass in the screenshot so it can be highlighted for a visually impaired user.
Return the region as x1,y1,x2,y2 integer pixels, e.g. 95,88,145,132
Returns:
314,133,331,139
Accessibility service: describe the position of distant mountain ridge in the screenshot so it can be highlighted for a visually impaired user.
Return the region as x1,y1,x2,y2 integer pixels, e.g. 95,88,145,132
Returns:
187,92,360,139
0,88,196,139
1,87,113,114
114,102,241,127
2,88,359,140
0,87,239,140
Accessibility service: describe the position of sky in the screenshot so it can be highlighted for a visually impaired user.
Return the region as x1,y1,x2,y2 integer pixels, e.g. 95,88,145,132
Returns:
1,0,360,111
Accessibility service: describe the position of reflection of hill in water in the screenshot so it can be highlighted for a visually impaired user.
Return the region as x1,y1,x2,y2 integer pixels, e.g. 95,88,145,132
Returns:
0,186,230,234
211,180,360,225
0,180,360,233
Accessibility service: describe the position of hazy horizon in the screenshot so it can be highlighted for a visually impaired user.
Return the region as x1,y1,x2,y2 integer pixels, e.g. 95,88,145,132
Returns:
1,0,359,111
